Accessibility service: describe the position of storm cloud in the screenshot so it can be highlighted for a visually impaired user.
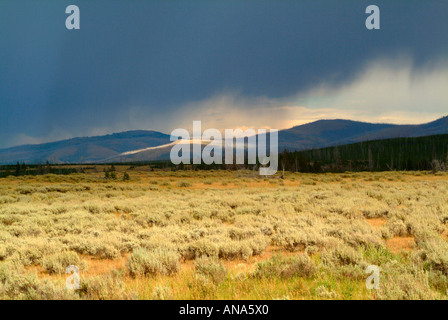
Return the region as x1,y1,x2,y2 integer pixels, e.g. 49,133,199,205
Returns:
0,0,447,148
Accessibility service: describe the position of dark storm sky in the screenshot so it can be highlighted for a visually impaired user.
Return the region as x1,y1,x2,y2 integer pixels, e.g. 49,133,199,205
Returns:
0,0,447,148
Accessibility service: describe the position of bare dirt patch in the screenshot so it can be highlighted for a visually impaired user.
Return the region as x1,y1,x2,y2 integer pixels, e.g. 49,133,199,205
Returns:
25,255,128,280
385,236,415,254
82,255,128,276
366,217,387,229
441,228,448,240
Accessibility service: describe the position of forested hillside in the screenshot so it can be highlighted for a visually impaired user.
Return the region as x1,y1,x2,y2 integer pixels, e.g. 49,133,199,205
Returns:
279,134,448,172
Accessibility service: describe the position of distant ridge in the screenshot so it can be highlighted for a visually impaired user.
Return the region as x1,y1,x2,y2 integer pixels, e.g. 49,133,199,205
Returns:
0,130,171,164
278,116,448,150
0,116,447,164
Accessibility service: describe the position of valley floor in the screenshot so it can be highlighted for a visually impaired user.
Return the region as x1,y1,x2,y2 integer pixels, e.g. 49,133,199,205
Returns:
0,168,447,300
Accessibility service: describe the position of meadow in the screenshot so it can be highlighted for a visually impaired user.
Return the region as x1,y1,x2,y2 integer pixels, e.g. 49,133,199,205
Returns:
0,167,447,300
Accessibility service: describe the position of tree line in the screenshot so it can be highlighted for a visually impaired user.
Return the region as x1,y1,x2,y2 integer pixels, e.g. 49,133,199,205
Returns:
278,134,448,173
1,134,447,176
0,161,78,178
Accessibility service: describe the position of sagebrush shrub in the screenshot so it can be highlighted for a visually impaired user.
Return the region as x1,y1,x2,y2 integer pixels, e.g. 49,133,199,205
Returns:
187,274,217,299
0,264,77,300
280,253,317,278
151,285,173,300
253,254,316,279
375,271,441,300
418,238,448,275
127,248,180,277
42,251,86,274
79,272,134,300
183,239,219,260
176,181,192,188
321,246,363,267
195,257,227,284
1,170,448,299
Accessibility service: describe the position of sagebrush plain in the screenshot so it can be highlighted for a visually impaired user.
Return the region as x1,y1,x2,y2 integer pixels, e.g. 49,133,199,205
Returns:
1,166,448,300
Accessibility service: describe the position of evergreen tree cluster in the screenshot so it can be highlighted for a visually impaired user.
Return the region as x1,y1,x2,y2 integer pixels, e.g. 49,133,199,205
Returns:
278,134,448,173
0,161,78,178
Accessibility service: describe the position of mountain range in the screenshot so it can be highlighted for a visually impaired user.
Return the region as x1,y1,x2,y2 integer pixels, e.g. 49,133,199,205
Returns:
1,116,447,164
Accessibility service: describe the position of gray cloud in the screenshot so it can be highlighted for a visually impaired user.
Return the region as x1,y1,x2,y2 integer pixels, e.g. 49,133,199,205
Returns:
0,0,447,148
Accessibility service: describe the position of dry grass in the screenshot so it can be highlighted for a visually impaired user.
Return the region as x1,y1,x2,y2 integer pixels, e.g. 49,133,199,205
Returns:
0,168,447,299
